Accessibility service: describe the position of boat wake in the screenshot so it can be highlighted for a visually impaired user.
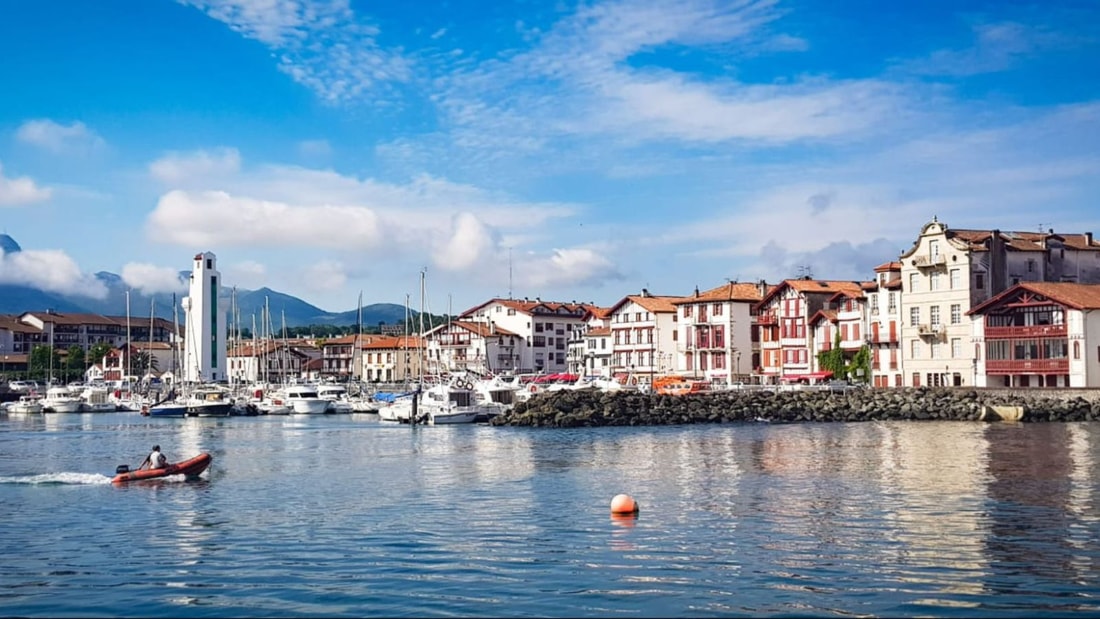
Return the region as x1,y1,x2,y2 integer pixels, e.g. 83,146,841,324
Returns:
0,472,113,485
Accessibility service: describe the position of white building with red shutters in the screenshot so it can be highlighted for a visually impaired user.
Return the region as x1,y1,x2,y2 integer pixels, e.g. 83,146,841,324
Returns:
457,298,600,374
755,278,867,383
423,320,518,376
671,281,765,385
968,282,1100,388
605,290,684,386
865,262,903,387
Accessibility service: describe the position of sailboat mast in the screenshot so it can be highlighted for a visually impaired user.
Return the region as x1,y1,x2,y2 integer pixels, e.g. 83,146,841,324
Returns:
125,289,131,383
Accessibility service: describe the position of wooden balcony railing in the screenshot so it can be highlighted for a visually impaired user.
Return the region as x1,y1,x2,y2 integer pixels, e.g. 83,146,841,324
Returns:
985,359,1069,374
755,314,778,325
984,324,1067,338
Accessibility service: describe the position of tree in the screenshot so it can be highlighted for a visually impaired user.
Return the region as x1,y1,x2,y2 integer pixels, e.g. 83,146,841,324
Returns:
28,345,62,382
87,343,114,368
132,351,159,376
816,331,847,380
848,345,872,384
65,345,86,382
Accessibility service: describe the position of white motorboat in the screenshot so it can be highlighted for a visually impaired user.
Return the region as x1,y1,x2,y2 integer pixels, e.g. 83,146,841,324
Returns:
317,383,354,414
279,384,331,414
421,381,489,425
8,395,44,414
42,386,84,413
80,386,119,412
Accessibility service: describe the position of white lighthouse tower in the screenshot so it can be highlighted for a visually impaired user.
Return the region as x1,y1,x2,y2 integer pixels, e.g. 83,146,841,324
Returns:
182,251,227,383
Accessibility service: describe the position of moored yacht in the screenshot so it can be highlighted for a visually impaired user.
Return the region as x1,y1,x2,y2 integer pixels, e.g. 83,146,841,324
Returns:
280,384,330,414
42,386,84,413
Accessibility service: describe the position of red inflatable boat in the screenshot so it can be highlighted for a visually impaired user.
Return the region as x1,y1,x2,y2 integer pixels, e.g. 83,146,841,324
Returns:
111,452,213,484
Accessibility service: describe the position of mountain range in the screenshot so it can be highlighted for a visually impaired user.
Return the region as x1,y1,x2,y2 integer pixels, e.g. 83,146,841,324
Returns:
0,234,412,328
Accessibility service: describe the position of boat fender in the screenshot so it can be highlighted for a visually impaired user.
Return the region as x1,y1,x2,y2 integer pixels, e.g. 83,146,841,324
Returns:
461,380,473,390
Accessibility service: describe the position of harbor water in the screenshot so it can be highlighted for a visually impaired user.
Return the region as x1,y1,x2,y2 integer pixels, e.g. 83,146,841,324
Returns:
2,413,1098,617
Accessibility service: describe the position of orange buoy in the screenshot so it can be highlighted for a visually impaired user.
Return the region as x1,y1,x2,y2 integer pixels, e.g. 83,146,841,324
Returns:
610,493,639,515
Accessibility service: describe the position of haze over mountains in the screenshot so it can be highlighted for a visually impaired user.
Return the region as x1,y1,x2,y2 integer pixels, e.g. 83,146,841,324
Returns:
0,234,410,327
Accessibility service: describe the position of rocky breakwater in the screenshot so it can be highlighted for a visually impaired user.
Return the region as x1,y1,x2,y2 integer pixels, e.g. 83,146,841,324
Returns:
489,387,1100,428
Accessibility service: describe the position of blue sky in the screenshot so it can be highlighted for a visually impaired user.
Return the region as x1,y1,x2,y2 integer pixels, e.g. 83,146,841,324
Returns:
1,0,1098,314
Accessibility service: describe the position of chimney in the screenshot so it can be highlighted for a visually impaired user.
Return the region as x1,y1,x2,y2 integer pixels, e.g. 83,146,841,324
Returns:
641,288,650,297
694,286,699,297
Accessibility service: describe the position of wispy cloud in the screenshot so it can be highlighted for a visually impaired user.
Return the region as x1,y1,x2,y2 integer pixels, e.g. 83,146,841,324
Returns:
15,119,106,154
898,21,1080,77
0,163,52,206
179,0,412,104
149,147,242,185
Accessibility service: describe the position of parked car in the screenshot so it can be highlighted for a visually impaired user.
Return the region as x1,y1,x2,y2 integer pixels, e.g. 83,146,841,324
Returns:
8,380,41,393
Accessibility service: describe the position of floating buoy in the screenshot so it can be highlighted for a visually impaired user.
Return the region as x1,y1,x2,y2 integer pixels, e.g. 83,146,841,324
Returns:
610,493,639,515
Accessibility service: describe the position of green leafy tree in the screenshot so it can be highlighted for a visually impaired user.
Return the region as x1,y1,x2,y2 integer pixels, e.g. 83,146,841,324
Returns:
87,343,114,368
65,345,86,383
131,351,159,375
816,331,847,380
847,345,872,384
29,345,62,382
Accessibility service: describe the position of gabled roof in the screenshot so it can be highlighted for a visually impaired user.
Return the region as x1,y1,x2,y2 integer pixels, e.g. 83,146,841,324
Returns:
671,281,764,305
459,298,600,318
586,326,611,337
424,320,518,338
0,314,40,333
608,292,685,315
756,279,867,308
968,282,1100,315
808,309,838,326
873,261,902,272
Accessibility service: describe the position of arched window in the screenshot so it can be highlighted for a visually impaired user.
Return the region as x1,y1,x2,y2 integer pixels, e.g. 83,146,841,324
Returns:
1074,341,1081,360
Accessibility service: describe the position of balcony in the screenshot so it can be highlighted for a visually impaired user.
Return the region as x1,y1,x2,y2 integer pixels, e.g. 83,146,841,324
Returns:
755,313,778,325
984,324,1067,339
871,333,898,344
917,324,944,337
912,254,947,268
986,359,1069,374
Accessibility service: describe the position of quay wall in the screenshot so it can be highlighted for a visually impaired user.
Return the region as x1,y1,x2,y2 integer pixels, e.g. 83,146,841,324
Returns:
489,387,1100,428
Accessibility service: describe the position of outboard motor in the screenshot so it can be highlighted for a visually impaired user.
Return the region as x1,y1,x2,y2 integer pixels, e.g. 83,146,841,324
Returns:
115,465,130,475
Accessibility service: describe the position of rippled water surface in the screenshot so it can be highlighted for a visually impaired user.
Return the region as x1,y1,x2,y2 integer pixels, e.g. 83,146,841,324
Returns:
2,412,1099,617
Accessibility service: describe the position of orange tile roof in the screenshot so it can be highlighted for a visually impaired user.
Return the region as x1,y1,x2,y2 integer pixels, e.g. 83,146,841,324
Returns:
808,309,837,326
461,298,601,318
757,279,867,308
609,293,685,314
672,282,764,304
586,326,611,337
873,261,902,272
970,282,1100,314
453,320,517,337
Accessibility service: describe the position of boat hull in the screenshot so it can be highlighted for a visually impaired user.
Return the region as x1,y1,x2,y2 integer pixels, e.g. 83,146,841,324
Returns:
111,452,212,484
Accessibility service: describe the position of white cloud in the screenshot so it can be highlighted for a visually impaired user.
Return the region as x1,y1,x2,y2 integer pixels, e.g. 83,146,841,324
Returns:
179,0,411,104
0,249,107,298
149,148,242,184
432,212,494,271
121,262,187,294
521,248,624,289
0,163,52,206
15,119,105,154
147,189,384,249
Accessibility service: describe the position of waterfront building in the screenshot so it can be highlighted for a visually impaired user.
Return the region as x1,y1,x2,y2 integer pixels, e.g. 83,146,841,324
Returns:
566,306,612,378
181,252,227,383
898,218,1100,387
865,262,903,387
808,289,869,379
359,335,424,383
968,282,1100,387
605,290,684,387
423,321,519,376
755,278,867,383
227,340,314,384
458,298,598,374
671,282,764,386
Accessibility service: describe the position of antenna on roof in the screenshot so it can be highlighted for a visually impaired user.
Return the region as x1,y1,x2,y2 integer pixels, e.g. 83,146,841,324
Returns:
797,265,813,280
508,246,513,300
1038,223,1050,234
